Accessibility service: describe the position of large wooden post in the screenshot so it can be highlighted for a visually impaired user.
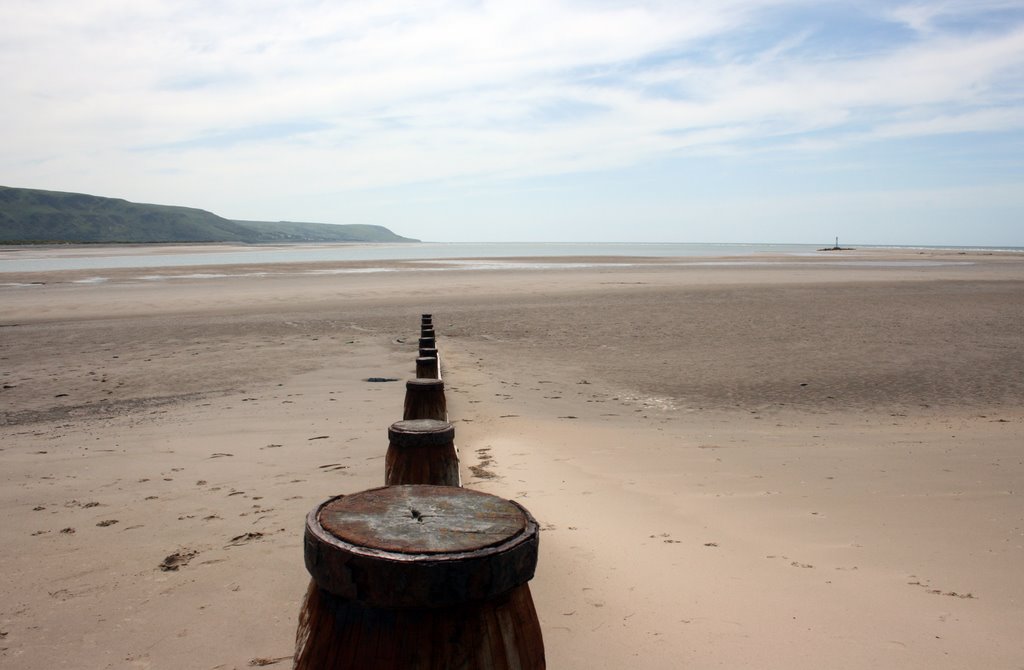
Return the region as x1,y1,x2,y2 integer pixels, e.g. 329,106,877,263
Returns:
296,486,545,669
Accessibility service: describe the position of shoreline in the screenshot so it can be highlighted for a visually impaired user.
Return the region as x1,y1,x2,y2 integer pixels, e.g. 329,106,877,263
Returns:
2,243,1022,275
1,246,1021,286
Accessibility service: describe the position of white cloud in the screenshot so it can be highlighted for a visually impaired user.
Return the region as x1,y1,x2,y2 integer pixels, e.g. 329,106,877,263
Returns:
886,0,1024,34
0,0,1022,240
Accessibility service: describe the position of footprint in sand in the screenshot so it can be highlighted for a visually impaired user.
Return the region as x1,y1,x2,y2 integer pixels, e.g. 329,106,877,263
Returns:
249,656,292,667
907,576,976,599
159,549,198,571
96,519,119,527
226,531,264,547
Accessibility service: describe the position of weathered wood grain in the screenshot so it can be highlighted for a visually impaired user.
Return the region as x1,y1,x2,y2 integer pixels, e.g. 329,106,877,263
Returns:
401,384,447,421
294,582,545,669
385,418,456,484
415,356,440,380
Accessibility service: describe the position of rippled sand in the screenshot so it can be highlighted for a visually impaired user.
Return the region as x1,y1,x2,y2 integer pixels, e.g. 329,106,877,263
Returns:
2,248,1022,668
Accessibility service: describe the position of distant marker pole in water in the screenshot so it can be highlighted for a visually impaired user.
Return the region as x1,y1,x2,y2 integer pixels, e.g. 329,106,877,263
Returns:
385,419,458,486
295,485,545,669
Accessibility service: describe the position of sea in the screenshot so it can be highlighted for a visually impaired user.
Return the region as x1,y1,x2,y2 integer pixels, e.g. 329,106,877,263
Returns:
0,242,1021,274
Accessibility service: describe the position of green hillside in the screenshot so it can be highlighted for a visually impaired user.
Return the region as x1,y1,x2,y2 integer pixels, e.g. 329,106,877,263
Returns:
0,185,417,244
233,219,413,243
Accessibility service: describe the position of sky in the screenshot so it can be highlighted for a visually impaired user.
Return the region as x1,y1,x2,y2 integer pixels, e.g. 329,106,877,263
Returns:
2,1,1023,245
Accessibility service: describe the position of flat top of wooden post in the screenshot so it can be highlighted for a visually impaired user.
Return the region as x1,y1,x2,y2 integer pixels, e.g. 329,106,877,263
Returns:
318,486,529,555
388,418,453,446
305,486,540,605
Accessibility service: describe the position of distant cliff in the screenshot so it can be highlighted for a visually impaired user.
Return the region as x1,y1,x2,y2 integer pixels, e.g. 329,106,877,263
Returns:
0,185,418,244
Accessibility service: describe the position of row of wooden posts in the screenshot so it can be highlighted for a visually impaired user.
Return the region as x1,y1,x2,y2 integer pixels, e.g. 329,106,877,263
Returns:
294,314,546,669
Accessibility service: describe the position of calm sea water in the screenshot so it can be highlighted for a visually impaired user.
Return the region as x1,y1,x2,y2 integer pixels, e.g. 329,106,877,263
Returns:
0,242,1020,273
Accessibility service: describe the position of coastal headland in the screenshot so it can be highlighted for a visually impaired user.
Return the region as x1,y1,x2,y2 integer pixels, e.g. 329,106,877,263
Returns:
1,247,1022,668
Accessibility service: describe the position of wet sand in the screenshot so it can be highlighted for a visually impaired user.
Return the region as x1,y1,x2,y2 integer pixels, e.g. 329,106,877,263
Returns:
1,249,1023,668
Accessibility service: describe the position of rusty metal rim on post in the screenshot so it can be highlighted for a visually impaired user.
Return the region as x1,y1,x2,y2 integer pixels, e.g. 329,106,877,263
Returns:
304,486,539,608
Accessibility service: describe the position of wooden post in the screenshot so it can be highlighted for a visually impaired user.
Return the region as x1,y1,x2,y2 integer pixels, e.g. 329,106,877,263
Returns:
421,314,432,326
421,326,436,338
384,418,457,486
418,347,438,359
296,485,545,669
418,336,436,349
415,356,439,380
403,379,446,420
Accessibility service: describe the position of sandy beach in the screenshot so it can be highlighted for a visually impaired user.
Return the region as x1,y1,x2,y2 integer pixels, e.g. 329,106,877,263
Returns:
1,248,1023,669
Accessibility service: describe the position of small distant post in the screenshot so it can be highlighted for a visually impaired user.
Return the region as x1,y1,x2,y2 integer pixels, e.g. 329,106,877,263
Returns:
418,335,436,349
415,356,439,380
403,378,446,420
385,419,458,486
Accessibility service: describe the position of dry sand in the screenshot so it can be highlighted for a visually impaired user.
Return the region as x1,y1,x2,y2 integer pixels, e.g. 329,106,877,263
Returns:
1,248,1022,669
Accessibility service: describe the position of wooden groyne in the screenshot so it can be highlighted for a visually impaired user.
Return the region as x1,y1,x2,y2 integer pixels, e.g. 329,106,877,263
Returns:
294,313,546,668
